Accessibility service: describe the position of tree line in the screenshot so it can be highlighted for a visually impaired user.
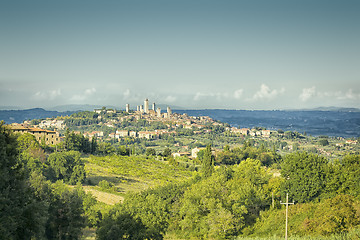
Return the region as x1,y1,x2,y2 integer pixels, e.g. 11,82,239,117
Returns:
97,145,360,239
0,122,102,240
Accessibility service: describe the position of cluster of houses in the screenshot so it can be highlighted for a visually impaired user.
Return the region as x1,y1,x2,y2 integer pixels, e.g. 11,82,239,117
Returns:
229,127,271,137
83,129,177,141
38,119,65,130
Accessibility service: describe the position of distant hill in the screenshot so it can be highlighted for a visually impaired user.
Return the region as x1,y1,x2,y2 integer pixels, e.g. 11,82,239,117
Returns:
0,106,25,110
48,104,185,112
48,104,117,112
0,108,75,124
311,107,360,112
288,107,360,112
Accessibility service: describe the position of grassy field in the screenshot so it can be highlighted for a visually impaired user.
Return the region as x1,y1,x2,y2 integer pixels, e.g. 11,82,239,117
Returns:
82,154,195,204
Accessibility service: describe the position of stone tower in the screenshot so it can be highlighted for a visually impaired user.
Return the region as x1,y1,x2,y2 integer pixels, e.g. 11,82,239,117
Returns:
126,104,130,113
144,99,149,113
167,107,172,118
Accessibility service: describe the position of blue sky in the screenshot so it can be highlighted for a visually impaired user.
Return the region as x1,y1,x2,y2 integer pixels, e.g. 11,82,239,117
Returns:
1,0,359,110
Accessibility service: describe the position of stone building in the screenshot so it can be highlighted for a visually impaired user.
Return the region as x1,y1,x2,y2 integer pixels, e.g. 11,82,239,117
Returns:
9,124,60,145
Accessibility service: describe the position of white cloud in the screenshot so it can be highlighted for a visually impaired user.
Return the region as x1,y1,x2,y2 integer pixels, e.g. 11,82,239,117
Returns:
33,89,62,100
123,89,131,99
164,95,176,103
70,88,97,101
233,89,243,99
85,88,96,95
252,84,285,100
300,88,360,102
193,92,229,101
299,86,316,102
339,89,359,100
194,92,207,101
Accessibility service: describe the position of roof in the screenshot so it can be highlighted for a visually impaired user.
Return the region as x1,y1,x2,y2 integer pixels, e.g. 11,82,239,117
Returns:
28,128,46,132
8,124,28,130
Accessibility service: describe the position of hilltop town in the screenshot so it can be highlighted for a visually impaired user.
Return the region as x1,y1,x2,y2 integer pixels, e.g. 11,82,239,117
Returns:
7,98,359,160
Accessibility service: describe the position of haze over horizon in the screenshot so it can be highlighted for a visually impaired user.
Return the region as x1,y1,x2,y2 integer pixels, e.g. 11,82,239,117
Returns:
1,0,359,110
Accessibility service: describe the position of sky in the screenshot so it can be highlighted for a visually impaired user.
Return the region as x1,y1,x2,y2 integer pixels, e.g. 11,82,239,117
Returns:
1,0,359,110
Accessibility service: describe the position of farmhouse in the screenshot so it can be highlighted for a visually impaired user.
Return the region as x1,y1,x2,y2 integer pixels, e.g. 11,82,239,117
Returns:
9,124,60,145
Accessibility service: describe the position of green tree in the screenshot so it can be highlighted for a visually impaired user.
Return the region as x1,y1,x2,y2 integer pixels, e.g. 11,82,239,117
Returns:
48,151,86,184
97,212,148,240
163,148,172,157
337,154,360,197
90,137,97,154
45,181,85,240
64,129,91,153
16,133,47,175
97,142,115,155
145,148,156,156
117,145,130,156
202,145,214,178
307,194,360,235
0,122,47,239
319,139,329,146
281,152,328,203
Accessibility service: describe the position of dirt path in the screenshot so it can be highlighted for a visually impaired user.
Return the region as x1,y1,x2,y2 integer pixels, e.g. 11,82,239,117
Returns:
83,186,124,205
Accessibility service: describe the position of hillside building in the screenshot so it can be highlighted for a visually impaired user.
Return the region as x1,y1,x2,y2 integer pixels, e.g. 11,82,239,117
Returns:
8,124,60,145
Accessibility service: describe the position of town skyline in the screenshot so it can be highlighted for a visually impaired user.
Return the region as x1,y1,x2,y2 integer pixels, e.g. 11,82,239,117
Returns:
1,0,359,110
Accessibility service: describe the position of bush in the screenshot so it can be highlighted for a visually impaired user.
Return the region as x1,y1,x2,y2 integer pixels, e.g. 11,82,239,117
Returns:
319,139,329,146
98,180,117,192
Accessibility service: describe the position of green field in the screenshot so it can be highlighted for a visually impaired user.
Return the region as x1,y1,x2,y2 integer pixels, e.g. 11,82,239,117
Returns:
83,155,195,204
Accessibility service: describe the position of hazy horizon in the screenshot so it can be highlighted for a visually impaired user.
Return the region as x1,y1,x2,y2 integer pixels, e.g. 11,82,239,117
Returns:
1,0,359,110
1,103,360,112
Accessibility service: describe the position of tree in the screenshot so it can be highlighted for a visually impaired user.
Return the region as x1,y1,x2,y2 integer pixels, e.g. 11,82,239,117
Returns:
145,148,156,156
64,129,91,153
97,142,115,155
319,139,329,146
45,181,85,240
16,132,40,152
202,145,214,178
117,145,130,156
307,195,360,235
281,152,328,203
0,122,47,239
97,212,148,240
17,133,46,175
48,151,86,184
90,137,97,154
163,148,172,157
337,154,360,198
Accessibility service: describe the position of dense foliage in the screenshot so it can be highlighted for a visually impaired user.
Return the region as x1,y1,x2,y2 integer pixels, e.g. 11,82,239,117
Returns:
0,123,96,239
97,159,277,239
48,151,86,184
0,122,46,239
281,152,328,203
95,150,360,239
247,194,360,237
215,142,281,166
